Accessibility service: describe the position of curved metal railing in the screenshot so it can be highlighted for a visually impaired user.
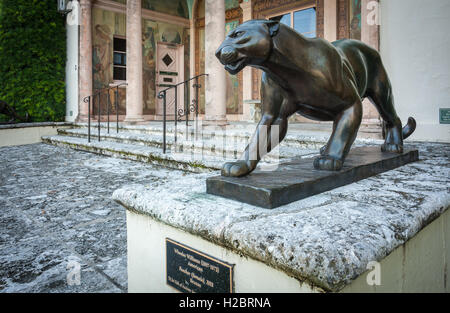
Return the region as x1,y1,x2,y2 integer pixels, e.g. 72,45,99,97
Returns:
83,82,127,142
157,74,208,154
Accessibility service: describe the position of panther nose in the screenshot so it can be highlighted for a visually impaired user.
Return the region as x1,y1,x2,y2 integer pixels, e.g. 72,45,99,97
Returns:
216,46,237,64
215,47,222,60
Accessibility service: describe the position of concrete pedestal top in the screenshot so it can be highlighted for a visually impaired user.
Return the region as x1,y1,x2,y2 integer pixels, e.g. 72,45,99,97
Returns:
113,143,449,292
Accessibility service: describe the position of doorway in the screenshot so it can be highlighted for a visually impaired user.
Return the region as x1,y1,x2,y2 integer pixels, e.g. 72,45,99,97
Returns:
156,42,185,120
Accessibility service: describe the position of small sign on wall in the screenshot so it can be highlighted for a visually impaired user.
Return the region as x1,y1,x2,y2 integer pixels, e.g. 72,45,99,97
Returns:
166,238,234,293
440,109,450,124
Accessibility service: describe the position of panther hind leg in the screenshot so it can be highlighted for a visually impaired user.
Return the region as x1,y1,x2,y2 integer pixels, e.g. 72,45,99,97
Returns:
365,60,404,153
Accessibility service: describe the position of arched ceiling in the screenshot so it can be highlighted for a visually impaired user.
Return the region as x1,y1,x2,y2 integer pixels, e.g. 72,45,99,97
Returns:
109,0,241,20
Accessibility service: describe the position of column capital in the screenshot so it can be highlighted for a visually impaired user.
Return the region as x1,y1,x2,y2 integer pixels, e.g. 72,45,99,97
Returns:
240,0,252,11
127,0,142,10
79,0,92,8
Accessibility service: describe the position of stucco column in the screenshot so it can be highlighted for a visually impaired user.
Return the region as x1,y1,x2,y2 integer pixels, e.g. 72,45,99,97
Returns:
204,0,227,125
361,0,381,127
240,0,254,121
189,18,196,111
78,0,93,121
324,0,338,42
124,0,145,123
361,0,380,50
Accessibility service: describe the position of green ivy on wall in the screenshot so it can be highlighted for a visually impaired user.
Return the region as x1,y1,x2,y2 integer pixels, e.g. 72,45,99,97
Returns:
0,0,66,122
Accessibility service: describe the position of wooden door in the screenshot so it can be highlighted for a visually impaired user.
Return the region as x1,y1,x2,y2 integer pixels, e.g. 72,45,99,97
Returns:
156,43,184,120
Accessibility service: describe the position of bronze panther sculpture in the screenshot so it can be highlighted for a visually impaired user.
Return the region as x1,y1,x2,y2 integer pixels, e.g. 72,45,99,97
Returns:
215,19,416,177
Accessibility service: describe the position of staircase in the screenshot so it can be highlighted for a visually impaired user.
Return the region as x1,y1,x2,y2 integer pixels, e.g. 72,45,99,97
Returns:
42,122,381,173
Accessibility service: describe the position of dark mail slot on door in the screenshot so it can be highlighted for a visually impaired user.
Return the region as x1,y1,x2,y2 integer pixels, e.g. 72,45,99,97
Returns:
163,77,173,83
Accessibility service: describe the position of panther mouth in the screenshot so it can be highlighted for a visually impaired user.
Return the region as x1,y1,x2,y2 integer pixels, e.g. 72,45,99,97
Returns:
224,58,246,74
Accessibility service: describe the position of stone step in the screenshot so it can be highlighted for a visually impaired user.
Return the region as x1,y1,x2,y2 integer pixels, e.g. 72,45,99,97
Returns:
42,135,223,173
42,134,303,173
73,122,382,147
57,127,320,160
72,122,334,149
51,124,382,172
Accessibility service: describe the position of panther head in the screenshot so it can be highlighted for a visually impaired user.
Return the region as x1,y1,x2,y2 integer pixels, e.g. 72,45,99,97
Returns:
215,20,280,75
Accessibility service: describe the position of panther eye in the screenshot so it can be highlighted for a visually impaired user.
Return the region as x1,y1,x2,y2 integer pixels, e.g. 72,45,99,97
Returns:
232,31,245,38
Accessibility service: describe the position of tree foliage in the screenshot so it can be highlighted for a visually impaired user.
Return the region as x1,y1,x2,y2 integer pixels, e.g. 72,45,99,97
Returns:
0,0,66,122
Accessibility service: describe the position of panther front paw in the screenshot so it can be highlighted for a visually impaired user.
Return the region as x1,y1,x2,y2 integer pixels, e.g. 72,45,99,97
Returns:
313,156,343,171
381,143,403,153
221,161,253,177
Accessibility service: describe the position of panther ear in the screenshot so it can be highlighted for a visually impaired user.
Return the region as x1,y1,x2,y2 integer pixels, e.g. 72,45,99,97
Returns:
265,20,280,37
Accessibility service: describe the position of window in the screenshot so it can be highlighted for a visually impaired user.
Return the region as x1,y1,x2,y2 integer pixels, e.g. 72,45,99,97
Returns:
270,7,317,38
113,37,126,81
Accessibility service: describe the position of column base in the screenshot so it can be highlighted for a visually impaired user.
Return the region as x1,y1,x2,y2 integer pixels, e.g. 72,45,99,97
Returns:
245,100,262,123
124,116,146,125
202,116,228,127
75,114,89,123
359,118,383,139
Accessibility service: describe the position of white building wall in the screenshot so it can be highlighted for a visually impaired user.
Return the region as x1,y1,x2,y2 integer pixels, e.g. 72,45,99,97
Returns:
65,1,80,122
380,0,450,142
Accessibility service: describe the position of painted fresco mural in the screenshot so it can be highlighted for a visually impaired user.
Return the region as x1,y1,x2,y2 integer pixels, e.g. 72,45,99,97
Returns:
142,20,158,114
225,0,240,10
197,0,243,115
92,9,127,115
92,9,126,90
143,0,189,19
111,0,188,18
349,0,362,40
92,7,189,116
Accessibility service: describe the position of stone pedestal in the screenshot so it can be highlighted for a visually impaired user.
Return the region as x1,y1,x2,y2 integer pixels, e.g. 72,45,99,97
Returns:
113,143,450,293
124,0,145,124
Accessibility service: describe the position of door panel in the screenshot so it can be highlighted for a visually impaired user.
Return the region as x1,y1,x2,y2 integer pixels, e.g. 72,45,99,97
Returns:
156,43,184,120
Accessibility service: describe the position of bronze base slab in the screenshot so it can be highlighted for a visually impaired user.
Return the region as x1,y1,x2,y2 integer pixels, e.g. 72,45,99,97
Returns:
206,146,419,209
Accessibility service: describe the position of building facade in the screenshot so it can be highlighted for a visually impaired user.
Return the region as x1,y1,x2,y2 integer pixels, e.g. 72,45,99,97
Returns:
64,0,450,141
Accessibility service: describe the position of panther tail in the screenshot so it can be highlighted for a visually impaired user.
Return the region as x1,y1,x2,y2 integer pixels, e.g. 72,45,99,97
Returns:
382,117,416,140
402,117,417,140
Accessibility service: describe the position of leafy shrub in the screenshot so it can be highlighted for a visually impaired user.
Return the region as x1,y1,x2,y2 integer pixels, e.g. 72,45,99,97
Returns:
0,0,66,122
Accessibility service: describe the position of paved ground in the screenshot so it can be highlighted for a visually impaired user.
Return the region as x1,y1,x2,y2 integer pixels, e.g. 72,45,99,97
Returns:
0,143,186,292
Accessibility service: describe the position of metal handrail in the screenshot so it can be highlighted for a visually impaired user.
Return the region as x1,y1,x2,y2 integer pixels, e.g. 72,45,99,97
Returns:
157,74,208,154
158,73,208,94
83,82,127,143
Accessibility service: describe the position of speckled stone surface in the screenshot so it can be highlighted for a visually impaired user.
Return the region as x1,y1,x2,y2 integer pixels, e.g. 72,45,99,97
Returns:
0,122,72,129
0,143,185,293
113,142,450,292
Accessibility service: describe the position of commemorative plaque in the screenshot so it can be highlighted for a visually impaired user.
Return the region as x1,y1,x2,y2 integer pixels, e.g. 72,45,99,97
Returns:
440,108,450,124
166,238,234,293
